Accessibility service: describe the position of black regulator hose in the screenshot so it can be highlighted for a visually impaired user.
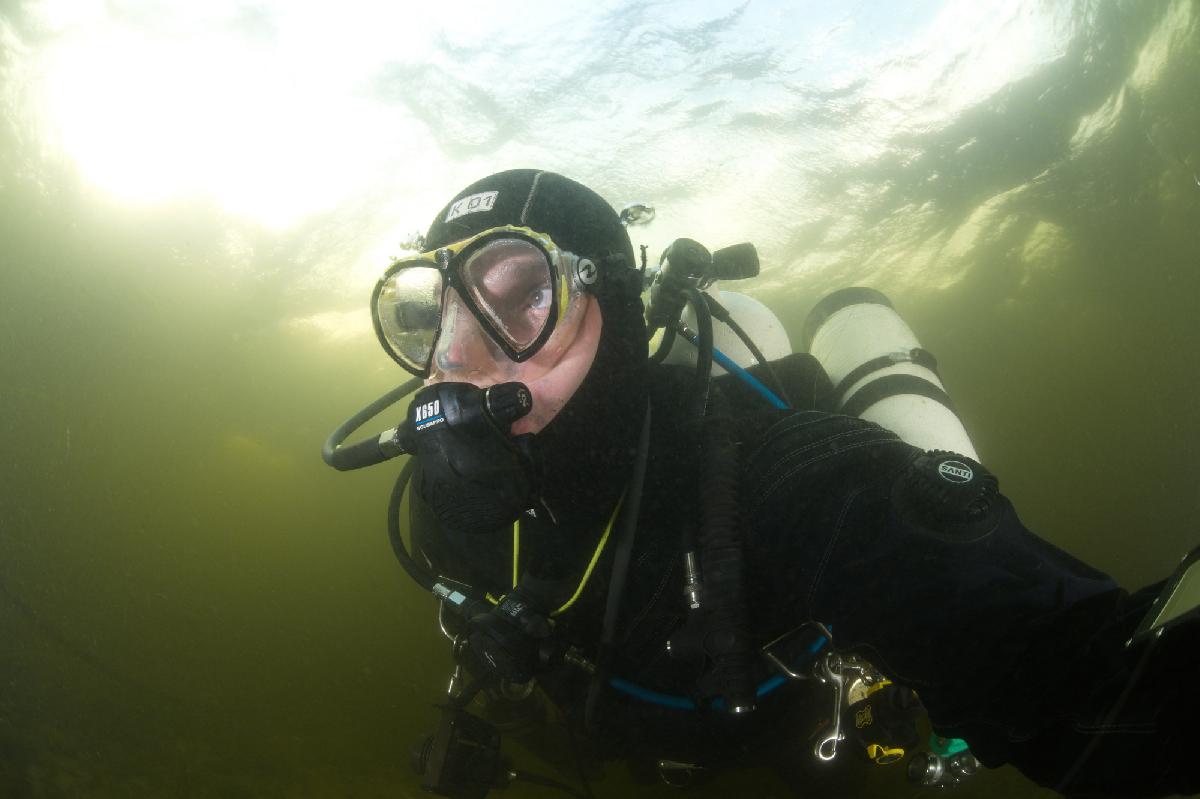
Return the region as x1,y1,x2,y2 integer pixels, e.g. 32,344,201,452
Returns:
585,401,653,733
323,378,422,471
684,286,714,421
648,324,677,365
387,458,436,593
703,293,794,409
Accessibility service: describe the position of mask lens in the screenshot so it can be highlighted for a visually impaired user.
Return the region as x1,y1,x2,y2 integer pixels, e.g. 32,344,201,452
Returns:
430,290,519,382
459,239,556,353
375,264,443,373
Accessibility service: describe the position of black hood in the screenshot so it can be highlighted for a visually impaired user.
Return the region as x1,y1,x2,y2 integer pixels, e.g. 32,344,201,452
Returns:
423,169,650,530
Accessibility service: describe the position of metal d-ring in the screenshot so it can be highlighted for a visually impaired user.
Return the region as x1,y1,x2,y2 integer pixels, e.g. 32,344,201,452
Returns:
813,651,846,761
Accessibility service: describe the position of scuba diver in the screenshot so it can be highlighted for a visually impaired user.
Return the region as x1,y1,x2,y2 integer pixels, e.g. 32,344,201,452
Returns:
324,169,1200,798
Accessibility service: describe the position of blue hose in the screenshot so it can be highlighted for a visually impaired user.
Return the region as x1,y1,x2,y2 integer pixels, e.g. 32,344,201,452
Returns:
608,631,828,710
676,326,789,410
606,677,697,710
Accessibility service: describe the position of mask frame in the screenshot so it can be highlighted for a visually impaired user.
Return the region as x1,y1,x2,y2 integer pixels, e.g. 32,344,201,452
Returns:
371,225,592,378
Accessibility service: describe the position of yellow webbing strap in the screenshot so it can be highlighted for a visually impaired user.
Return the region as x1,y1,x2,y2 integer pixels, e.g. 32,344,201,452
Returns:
549,494,624,616
867,744,905,765
864,678,892,698
485,493,624,616
485,520,520,606
513,522,521,588
849,677,893,705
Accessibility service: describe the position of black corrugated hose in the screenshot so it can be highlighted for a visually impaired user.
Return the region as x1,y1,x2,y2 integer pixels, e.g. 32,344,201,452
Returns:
696,390,757,713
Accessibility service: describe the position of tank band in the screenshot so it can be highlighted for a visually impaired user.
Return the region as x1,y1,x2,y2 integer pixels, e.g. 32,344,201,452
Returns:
840,373,957,418
802,287,894,351
834,348,940,405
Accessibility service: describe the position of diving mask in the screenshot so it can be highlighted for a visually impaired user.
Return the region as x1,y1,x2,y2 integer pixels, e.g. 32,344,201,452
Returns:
372,226,596,380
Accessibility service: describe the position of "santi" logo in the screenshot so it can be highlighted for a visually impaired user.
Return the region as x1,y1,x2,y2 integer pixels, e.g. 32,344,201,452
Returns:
937,460,973,483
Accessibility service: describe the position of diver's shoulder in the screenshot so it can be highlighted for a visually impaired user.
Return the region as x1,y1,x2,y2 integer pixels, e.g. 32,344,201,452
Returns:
746,409,904,457
741,410,916,500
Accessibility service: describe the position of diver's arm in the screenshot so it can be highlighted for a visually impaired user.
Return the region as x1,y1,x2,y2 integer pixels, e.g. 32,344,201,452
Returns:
841,507,1198,798
744,415,1198,797
906,571,1198,798
977,594,1199,798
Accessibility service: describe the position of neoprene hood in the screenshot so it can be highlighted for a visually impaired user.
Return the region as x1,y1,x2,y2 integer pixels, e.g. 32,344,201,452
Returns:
420,169,650,530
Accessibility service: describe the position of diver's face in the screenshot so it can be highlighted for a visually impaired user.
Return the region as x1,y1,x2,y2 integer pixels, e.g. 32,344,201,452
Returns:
428,288,602,436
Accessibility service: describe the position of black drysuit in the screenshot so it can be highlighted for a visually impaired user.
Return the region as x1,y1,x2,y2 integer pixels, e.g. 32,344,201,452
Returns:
412,356,1198,798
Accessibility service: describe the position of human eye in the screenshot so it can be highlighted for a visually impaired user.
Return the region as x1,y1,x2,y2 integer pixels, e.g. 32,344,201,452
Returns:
527,284,552,311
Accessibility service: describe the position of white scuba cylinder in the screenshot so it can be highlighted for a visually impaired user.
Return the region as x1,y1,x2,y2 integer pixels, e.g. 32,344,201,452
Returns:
662,290,792,373
803,288,979,460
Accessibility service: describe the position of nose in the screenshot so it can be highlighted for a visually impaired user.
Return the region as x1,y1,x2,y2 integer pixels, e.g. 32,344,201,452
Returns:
435,330,491,372
431,294,508,383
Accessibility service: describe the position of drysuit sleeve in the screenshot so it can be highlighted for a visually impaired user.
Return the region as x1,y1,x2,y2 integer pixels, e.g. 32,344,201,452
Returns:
743,410,1199,798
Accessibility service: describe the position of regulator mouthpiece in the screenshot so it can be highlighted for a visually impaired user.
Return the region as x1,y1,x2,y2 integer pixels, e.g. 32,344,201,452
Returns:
411,381,533,437
409,381,538,536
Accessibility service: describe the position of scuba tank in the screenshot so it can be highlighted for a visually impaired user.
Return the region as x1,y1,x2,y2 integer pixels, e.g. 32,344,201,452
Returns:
660,283,980,463
803,287,980,460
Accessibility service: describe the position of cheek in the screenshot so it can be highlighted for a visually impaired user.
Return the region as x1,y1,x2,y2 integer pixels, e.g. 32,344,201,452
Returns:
512,296,592,378
509,297,602,435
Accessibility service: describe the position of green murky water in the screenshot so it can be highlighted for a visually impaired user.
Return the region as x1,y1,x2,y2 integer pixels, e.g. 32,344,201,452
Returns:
1,1,1197,796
